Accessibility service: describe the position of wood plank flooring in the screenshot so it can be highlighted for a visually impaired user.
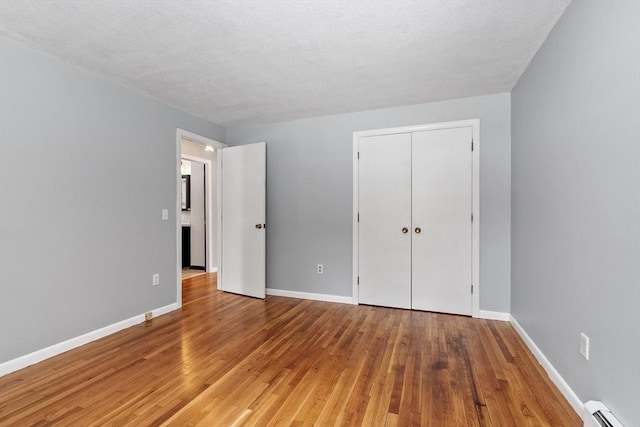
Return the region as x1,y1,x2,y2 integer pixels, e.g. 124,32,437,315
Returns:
182,267,207,279
0,274,580,426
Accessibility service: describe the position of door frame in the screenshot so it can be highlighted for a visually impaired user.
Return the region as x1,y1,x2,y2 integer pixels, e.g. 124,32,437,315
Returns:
176,129,227,307
352,119,480,317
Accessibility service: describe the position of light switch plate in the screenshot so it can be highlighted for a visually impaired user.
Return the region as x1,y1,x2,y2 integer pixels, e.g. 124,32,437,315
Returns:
162,209,169,220
580,333,590,360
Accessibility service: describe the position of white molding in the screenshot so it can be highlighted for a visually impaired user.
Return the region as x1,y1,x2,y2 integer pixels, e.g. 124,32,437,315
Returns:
211,267,218,273
0,303,179,377
266,288,353,305
466,119,482,315
217,148,222,290
352,119,480,317
176,132,183,307
475,310,510,321
176,129,227,304
352,133,360,304
510,315,583,416
177,129,221,147
471,120,480,317
353,120,481,138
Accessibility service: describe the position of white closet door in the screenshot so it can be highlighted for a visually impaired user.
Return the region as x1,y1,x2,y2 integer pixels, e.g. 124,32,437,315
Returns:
358,133,412,309
411,127,472,315
190,162,206,268
220,142,266,299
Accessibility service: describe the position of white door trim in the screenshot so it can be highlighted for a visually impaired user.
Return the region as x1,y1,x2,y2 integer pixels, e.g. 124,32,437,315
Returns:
176,129,227,306
352,119,481,317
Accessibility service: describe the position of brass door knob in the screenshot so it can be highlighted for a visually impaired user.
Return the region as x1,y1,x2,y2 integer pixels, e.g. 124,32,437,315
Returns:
415,227,422,234
255,224,263,229
402,227,409,234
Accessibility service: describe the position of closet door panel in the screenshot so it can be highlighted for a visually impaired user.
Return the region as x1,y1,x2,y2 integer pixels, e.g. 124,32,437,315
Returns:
411,127,472,315
358,133,412,309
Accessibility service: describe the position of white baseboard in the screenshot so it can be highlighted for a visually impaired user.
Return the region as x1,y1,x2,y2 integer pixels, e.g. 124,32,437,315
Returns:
510,315,583,416
266,288,353,305
475,310,511,321
209,267,218,273
0,302,180,377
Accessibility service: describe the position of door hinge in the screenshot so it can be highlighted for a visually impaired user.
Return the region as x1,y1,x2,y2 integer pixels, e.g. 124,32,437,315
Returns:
471,285,474,294
357,152,360,159
357,276,360,285
471,213,474,222
357,212,359,222
471,140,474,151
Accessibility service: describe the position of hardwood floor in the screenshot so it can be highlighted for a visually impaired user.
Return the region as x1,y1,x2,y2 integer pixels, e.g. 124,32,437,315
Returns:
182,267,207,279
0,274,580,426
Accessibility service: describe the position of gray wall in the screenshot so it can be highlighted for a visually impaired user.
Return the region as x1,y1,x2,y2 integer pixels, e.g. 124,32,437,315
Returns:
227,93,511,312
511,1,639,425
0,36,225,363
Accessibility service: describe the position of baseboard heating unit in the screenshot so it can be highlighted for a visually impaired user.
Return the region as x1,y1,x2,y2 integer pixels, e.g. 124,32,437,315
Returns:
584,401,623,427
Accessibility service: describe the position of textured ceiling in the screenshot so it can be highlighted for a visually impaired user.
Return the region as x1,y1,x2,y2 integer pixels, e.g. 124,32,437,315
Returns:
0,0,571,126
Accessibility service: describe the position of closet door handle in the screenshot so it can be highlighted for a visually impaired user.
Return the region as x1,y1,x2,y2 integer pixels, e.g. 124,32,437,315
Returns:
414,227,422,234
255,224,263,229
401,227,409,234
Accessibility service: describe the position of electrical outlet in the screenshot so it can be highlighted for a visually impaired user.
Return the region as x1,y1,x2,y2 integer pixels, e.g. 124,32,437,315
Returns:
317,264,324,274
152,273,160,286
145,312,152,321
161,209,169,220
580,333,590,360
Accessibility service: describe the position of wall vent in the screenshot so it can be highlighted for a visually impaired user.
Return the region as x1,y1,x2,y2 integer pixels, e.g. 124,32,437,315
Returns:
584,401,624,427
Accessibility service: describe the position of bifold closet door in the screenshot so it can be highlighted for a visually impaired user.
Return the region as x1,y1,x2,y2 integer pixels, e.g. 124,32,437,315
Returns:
411,127,472,315
358,133,412,309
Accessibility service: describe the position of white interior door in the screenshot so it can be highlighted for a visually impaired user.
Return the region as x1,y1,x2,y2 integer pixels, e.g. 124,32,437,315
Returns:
220,142,266,299
358,133,412,309
411,127,472,315
190,161,206,268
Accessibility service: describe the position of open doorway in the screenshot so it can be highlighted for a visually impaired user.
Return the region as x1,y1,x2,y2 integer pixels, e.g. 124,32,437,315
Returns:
176,129,227,307
180,158,206,279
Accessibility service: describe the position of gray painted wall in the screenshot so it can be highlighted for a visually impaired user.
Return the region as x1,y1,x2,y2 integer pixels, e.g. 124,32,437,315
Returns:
227,93,511,312
511,1,639,425
0,36,225,363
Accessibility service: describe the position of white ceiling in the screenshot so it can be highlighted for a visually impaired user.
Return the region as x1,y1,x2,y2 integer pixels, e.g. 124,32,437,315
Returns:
0,0,571,126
